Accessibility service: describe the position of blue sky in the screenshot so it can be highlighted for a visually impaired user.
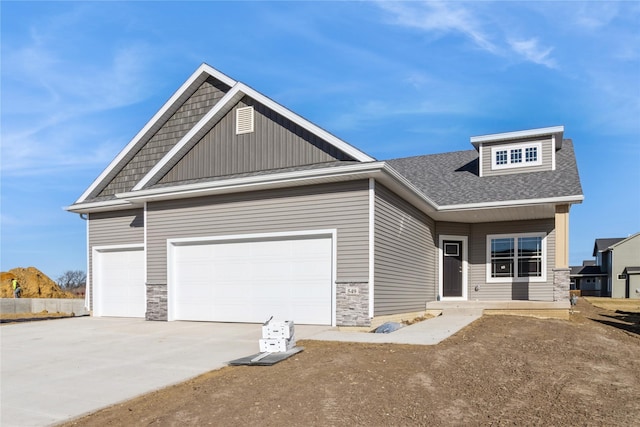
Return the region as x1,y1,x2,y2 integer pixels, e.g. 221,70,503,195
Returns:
1,1,639,281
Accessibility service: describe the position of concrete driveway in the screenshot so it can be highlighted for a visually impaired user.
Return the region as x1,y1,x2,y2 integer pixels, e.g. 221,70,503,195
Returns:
0,316,329,427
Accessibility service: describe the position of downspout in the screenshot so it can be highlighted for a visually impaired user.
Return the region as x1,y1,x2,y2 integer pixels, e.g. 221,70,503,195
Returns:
368,178,375,320
78,213,90,312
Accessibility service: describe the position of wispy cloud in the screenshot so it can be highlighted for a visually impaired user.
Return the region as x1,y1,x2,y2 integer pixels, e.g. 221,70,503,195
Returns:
375,1,558,69
573,2,620,29
1,5,160,177
508,38,556,68
377,1,498,54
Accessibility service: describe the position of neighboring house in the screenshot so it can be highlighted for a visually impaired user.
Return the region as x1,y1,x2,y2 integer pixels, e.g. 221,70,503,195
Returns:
590,234,640,298
66,64,584,326
569,261,606,296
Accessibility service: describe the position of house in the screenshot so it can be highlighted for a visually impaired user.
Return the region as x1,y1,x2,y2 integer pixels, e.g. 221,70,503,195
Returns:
569,261,607,296
66,63,584,326
590,234,640,298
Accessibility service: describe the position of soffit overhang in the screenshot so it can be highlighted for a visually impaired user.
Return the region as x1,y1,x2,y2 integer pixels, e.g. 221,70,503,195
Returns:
470,126,565,150
67,162,583,223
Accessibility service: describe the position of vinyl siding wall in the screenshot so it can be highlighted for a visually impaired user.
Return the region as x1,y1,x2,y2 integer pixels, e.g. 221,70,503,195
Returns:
437,219,556,301
159,96,353,184
97,77,230,197
87,209,145,308
374,184,436,315
146,181,369,284
611,235,640,298
481,137,554,177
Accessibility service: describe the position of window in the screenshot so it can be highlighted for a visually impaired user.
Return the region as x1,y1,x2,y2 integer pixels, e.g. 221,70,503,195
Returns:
491,142,542,170
487,233,546,282
511,148,522,164
525,146,538,162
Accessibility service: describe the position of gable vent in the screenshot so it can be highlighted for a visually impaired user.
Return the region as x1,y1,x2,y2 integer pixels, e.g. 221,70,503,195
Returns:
236,106,254,135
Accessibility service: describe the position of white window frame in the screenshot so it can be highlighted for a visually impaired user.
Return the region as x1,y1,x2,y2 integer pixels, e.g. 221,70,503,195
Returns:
491,142,542,170
486,232,547,283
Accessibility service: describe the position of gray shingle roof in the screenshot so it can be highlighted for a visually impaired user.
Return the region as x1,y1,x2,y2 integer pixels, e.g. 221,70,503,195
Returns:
385,139,583,206
592,237,626,256
570,265,605,276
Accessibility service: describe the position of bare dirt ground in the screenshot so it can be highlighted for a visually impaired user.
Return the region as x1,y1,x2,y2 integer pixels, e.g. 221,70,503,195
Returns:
1,267,76,299
61,298,639,427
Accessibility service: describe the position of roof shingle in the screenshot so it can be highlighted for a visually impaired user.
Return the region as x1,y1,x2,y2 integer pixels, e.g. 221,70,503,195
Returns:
386,140,583,206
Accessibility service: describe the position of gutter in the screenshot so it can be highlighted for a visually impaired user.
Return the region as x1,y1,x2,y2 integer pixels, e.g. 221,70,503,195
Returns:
68,162,584,214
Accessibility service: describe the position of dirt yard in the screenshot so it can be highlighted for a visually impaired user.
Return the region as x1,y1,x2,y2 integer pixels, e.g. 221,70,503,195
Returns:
61,298,639,426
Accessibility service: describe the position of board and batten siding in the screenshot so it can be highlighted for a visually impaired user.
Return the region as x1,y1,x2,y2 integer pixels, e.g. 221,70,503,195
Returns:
87,209,145,308
97,77,230,198
481,137,554,177
146,181,369,284
374,184,436,315
467,219,556,301
159,96,354,184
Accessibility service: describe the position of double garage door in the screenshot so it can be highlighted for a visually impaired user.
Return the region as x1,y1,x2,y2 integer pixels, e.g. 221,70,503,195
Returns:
170,236,333,325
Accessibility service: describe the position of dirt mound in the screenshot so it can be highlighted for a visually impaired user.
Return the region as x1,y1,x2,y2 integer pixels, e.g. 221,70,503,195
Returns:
1,267,76,299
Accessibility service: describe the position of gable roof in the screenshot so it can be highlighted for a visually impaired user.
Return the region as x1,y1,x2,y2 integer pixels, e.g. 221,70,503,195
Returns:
386,139,583,208
592,237,626,256
68,64,584,219
609,231,640,249
73,63,374,206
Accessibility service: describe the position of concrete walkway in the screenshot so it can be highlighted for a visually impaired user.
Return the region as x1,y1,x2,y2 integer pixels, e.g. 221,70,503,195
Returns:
307,311,481,345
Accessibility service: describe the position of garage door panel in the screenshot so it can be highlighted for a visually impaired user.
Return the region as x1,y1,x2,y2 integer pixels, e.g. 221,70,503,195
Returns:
172,236,332,325
95,248,145,318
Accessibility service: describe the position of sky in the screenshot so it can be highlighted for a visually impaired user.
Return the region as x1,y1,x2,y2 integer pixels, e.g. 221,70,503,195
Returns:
1,1,639,282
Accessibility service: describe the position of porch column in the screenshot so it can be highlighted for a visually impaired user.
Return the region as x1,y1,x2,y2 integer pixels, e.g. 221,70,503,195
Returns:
555,204,570,268
553,204,570,302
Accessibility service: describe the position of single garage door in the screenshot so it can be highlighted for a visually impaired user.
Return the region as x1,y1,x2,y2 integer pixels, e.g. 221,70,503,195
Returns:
93,247,145,318
171,236,332,325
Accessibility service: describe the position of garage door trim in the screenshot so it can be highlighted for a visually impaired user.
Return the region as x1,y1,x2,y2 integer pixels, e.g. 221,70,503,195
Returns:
167,229,337,325
92,243,145,317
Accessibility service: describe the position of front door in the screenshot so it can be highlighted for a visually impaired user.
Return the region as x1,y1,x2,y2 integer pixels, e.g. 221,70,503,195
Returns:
443,240,463,298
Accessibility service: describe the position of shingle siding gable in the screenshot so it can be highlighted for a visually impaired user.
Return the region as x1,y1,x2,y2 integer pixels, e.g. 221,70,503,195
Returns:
157,96,356,184
95,77,231,198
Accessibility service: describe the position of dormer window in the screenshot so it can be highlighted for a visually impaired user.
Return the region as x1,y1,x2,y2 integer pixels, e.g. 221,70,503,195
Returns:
471,126,563,177
491,142,541,170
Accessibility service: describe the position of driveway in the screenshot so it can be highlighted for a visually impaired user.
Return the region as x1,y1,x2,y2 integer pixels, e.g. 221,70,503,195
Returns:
0,317,329,427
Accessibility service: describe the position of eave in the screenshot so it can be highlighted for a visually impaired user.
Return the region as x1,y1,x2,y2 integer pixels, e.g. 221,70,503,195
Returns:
68,162,583,224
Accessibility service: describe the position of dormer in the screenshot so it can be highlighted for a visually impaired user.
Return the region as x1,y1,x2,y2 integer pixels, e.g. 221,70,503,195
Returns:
470,126,564,177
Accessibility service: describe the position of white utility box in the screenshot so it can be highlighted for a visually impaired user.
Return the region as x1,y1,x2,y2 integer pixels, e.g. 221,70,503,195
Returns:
262,320,295,339
259,337,296,353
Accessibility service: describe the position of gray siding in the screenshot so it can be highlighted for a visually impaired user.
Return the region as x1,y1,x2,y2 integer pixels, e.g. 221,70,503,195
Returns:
87,209,145,308
481,137,554,177
611,235,640,298
374,184,436,315
146,181,369,284
98,77,230,197
467,219,556,301
159,96,354,184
